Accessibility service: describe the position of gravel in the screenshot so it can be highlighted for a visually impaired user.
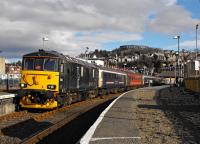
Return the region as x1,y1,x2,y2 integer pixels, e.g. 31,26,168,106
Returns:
132,86,200,144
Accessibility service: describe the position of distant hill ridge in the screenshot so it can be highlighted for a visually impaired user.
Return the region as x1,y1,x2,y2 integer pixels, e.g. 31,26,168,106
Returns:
112,45,162,56
86,45,162,58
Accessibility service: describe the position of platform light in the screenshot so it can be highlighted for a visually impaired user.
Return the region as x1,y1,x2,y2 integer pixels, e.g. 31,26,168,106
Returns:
42,36,49,49
196,24,199,73
173,35,180,85
42,37,49,41
173,36,180,39
196,24,199,55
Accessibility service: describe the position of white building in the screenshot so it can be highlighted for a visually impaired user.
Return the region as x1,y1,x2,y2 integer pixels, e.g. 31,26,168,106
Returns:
0,57,5,74
78,55,105,67
86,59,104,66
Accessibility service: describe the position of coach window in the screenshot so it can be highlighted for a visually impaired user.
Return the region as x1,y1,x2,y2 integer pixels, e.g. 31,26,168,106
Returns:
103,73,106,78
112,74,114,79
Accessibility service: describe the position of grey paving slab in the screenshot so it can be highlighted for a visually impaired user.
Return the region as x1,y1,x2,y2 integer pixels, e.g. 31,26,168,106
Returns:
89,91,140,144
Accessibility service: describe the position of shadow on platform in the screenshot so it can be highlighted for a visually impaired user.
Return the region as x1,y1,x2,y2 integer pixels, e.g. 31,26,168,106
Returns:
1,118,52,139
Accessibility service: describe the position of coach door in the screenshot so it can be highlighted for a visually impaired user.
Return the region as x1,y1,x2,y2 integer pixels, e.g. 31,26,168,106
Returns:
77,66,80,89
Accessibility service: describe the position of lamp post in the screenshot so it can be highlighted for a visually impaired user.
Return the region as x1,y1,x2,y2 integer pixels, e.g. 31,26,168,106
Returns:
173,35,180,85
123,63,127,71
85,47,89,59
196,24,198,60
42,37,49,49
196,24,199,76
115,54,118,68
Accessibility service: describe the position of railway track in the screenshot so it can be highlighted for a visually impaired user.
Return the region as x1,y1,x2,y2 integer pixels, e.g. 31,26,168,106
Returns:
0,110,28,122
0,110,41,135
0,93,120,144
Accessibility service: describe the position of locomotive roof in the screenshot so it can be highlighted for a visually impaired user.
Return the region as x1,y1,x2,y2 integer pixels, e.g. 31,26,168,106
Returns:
23,49,97,68
64,55,97,68
23,49,65,58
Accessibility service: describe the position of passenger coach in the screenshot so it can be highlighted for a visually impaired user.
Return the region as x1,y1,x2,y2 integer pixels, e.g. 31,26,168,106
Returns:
98,67,127,94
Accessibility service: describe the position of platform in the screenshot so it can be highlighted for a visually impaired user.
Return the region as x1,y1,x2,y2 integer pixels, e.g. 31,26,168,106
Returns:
0,92,15,100
79,86,168,144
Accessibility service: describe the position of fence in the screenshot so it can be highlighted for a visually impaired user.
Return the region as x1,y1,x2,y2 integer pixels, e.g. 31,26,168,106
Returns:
0,74,21,91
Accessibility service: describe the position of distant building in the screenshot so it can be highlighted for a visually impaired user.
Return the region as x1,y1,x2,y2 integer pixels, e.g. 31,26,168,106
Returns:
6,65,21,74
0,57,5,74
184,60,198,77
154,52,166,61
78,55,105,67
87,58,105,66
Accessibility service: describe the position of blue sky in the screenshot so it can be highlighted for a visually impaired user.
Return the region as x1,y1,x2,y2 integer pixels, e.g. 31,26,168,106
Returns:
0,0,199,60
103,0,200,52
178,0,200,19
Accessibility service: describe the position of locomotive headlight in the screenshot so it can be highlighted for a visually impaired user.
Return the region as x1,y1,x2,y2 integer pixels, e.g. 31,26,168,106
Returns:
47,84,56,89
20,83,27,88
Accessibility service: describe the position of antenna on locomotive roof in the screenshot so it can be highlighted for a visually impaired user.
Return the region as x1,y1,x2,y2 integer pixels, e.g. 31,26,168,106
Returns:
42,36,49,49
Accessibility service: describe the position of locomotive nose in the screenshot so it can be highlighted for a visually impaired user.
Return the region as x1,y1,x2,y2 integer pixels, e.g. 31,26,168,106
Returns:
20,70,59,91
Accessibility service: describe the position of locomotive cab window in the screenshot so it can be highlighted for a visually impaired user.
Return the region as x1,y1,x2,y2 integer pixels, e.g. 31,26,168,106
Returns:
24,58,34,70
23,58,58,71
44,58,58,71
35,59,43,70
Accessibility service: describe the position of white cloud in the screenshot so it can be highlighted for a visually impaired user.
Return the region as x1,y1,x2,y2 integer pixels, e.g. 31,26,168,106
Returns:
166,39,200,51
166,0,177,6
47,31,143,56
76,32,142,43
0,0,199,58
149,5,199,34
